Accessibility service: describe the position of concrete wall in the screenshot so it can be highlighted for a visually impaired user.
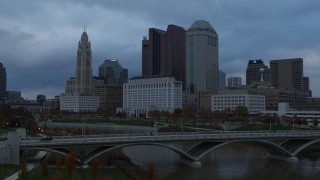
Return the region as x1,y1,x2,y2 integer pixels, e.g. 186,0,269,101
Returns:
38,122,155,134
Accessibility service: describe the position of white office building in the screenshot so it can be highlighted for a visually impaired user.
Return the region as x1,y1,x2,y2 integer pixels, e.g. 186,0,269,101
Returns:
122,76,182,117
211,90,265,115
60,95,100,112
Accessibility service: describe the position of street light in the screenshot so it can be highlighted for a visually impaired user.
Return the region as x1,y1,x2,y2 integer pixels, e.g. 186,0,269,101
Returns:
292,116,295,134
181,111,184,132
269,115,271,132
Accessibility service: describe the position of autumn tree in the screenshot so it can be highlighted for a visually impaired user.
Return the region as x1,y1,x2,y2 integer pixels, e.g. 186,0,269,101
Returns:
55,155,62,169
64,151,77,178
233,106,249,123
40,160,49,178
18,157,28,180
90,158,101,179
146,161,156,180
313,118,319,128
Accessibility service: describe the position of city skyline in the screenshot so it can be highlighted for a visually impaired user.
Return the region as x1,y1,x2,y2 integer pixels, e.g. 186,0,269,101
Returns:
1,0,320,99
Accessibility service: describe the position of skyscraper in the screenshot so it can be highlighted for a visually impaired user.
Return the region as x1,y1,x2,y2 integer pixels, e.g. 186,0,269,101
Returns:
0,62,6,98
270,58,303,90
218,70,226,90
142,25,186,89
186,20,219,94
227,76,242,88
60,31,100,112
75,31,93,95
99,59,128,85
246,59,269,85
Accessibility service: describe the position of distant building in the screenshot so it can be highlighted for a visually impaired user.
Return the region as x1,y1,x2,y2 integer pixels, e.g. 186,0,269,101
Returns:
142,25,186,89
227,76,242,88
186,20,219,94
60,31,100,112
99,59,128,85
6,91,23,102
122,76,182,117
0,62,6,99
246,59,269,85
211,90,265,115
270,58,303,90
95,85,123,115
36,95,46,105
218,70,226,90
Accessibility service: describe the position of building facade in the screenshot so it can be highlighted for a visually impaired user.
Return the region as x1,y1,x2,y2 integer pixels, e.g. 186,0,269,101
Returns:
142,25,186,89
270,58,303,90
218,70,226,90
186,20,219,94
211,90,265,115
99,59,128,85
95,85,123,115
246,59,269,85
0,62,6,99
122,76,182,117
227,76,242,88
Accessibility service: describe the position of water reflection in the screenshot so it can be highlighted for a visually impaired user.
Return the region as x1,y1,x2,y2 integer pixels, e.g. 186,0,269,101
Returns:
122,143,320,180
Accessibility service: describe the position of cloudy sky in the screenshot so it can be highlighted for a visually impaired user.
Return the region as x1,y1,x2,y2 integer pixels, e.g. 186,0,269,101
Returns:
1,0,320,99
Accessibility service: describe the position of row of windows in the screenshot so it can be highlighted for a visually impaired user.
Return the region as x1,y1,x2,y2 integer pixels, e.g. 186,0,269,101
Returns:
124,83,172,89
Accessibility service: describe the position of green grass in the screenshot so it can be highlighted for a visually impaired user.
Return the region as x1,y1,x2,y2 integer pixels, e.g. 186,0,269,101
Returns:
28,166,129,180
233,124,315,131
0,164,20,179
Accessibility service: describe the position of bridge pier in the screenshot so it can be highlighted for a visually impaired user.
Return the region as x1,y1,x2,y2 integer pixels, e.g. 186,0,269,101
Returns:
180,158,202,168
266,153,298,163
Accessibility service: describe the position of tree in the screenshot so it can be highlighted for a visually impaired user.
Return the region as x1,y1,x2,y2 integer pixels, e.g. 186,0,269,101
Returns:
146,161,156,180
90,158,101,178
233,106,249,123
18,158,28,180
64,151,77,178
55,155,62,169
313,118,319,128
40,160,49,178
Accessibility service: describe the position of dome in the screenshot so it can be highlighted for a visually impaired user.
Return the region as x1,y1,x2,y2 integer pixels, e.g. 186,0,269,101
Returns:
188,20,216,32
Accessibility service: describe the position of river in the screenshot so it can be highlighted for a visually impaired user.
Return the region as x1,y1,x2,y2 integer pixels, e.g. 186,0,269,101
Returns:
122,143,320,180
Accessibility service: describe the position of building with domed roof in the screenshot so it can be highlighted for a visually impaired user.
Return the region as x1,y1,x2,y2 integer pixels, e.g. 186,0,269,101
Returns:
186,20,219,94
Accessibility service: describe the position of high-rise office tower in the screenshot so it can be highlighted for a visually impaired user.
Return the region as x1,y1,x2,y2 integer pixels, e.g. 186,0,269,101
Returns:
99,59,128,85
246,59,269,85
142,25,186,89
270,58,303,90
0,62,6,98
186,20,219,94
227,76,242,88
218,70,226,90
75,31,93,95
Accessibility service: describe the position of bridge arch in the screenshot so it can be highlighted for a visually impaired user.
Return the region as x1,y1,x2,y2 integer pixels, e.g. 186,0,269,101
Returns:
83,142,199,164
188,139,295,160
21,147,82,163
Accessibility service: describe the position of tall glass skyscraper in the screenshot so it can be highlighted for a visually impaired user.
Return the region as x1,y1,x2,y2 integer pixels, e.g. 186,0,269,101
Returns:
186,20,219,94
99,59,128,85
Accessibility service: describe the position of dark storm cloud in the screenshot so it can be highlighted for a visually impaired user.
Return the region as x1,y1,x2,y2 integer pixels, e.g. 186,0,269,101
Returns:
1,0,320,99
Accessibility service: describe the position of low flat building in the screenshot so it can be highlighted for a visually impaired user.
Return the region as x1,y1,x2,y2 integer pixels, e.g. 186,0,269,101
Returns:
211,90,265,115
122,76,182,117
60,94,99,112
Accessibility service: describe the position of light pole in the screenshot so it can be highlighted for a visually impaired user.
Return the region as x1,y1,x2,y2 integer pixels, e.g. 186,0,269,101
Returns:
292,116,295,134
269,115,271,132
181,111,184,132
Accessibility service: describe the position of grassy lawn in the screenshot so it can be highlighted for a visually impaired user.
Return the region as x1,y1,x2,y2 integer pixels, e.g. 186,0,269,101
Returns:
0,164,20,179
28,166,129,180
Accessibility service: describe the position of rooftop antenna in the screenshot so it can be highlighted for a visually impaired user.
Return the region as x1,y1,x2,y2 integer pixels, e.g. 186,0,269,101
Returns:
84,25,86,32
